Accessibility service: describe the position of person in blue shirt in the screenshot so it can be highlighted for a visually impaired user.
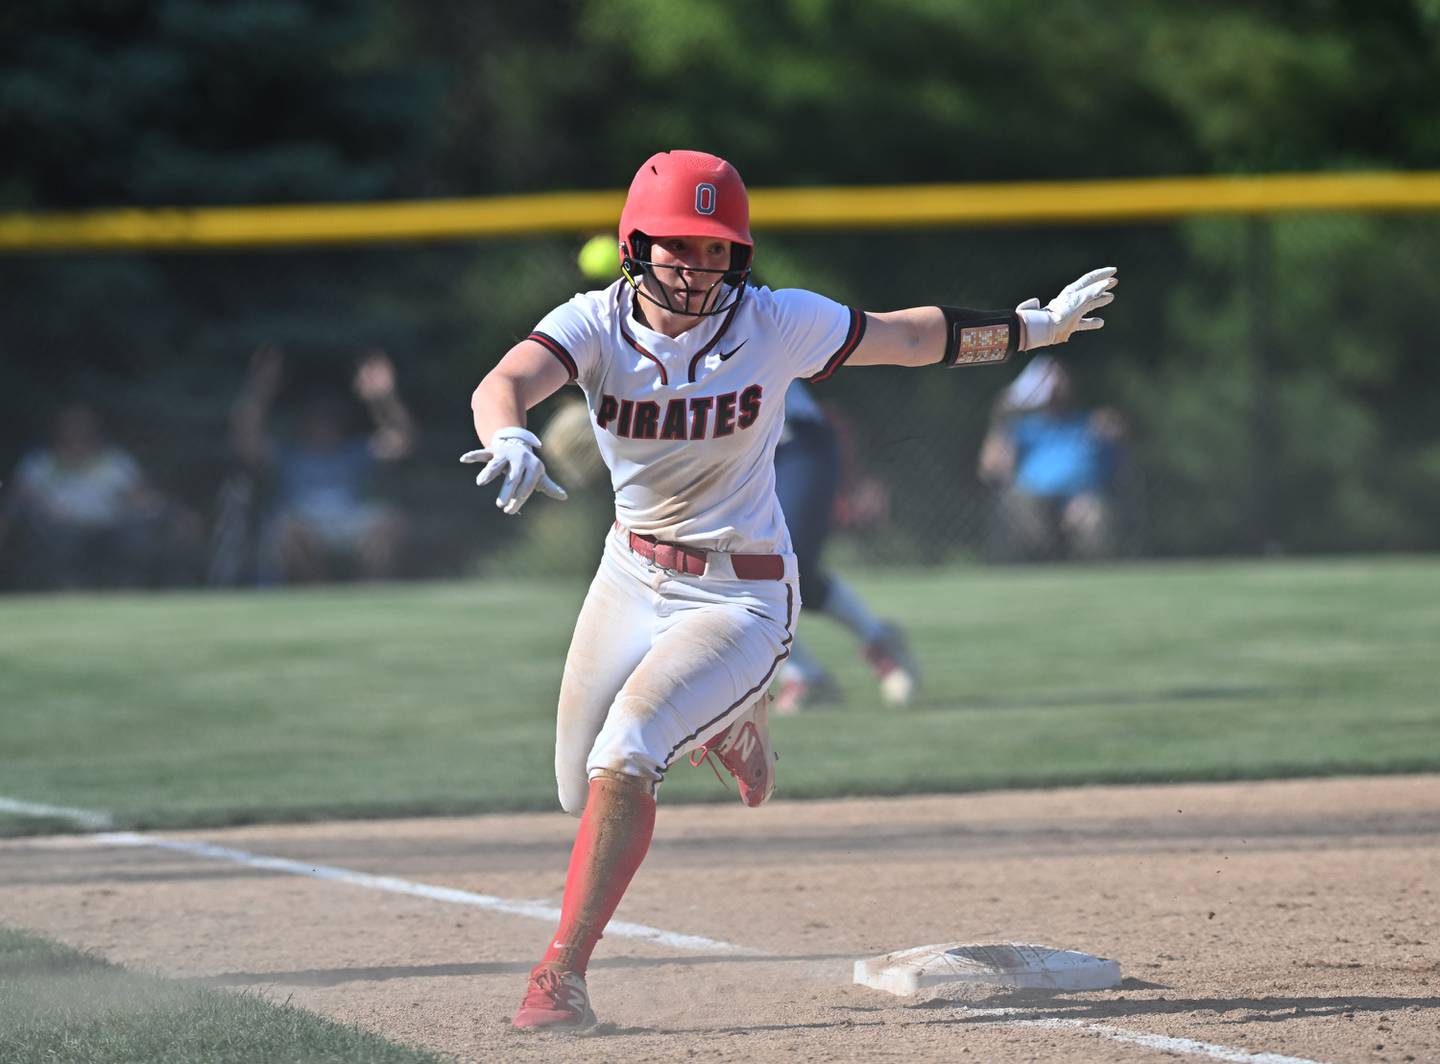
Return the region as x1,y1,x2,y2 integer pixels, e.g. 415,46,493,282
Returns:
230,345,417,583
977,355,1126,561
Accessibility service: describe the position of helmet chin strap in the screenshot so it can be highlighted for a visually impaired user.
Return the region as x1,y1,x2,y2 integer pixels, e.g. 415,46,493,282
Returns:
628,267,745,319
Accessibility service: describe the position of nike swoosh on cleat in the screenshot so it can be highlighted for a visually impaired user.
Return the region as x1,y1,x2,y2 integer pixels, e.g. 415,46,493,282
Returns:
717,339,749,361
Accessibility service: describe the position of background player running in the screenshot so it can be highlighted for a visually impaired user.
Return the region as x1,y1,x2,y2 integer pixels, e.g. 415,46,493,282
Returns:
464,149,1116,1031
771,379,918,712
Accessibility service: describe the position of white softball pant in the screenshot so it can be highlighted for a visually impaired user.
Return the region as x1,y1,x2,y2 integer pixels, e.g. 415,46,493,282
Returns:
554,525,798,815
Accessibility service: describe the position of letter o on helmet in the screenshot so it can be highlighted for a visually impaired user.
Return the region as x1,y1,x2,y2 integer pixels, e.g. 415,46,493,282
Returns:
618,150,754,286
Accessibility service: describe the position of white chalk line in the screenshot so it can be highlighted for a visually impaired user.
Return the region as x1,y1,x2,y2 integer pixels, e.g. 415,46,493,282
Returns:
966,1011,1329,1064
8,813,1333,1064
92,831,753,956
0,796,113,830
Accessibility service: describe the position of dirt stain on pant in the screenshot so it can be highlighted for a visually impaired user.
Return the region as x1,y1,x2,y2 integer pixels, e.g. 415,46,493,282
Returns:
554,538,794,815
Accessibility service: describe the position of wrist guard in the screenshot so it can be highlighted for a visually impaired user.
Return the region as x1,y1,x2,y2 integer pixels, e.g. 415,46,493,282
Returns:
938,307,1020,367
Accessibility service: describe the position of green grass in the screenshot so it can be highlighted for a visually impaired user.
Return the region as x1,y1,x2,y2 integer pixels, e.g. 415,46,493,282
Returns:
1,556,1438,834
0,926,449,1064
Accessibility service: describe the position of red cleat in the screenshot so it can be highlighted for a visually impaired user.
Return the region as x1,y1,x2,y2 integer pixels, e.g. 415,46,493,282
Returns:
691,694,777,808
512,965,597,1031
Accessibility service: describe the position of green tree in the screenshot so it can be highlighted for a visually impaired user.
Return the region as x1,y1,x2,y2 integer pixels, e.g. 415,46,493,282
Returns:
0,0,454,528
0,0,438,209
7,0,1440,574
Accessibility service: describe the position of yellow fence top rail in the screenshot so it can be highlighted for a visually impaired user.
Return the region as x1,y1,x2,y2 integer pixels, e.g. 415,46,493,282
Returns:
3,171,1440,252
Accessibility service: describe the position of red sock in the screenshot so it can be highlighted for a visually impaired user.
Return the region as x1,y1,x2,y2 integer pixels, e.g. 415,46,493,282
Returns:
540,775,656,974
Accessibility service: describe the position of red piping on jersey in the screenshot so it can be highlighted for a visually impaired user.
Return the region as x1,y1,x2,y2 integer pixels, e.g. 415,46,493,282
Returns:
616,285,668,385
808,307,867,383
527,331,578,381
614,285,745,387
618,327,668,386
686,296,743,383
657,583,794,777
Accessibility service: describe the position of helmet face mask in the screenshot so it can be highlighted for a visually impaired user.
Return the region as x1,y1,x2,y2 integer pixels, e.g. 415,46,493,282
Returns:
619,150,754,319
622,232,752,318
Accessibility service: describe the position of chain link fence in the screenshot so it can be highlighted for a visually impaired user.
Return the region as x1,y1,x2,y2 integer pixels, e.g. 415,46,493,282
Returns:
3,209,1438,591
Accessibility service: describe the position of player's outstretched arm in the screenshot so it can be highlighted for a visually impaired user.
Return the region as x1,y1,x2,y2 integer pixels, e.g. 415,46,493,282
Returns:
465,340,573,516
847,267,1118,369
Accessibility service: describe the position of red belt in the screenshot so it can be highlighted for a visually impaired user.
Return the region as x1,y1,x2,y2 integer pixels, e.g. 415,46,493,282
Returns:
622,528,785,581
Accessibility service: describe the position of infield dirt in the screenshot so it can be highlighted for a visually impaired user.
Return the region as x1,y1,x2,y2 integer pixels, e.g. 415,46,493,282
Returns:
3,775,1436,1063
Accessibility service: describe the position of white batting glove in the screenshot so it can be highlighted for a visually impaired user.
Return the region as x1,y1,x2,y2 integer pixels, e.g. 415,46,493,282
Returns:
460,427,567,516
1016,267,1118,350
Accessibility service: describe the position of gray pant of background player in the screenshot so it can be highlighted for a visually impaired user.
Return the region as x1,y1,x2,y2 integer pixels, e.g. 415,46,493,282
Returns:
774,417,916,710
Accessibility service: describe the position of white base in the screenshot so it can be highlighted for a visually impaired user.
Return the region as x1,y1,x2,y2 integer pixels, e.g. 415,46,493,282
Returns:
853,942,1121,996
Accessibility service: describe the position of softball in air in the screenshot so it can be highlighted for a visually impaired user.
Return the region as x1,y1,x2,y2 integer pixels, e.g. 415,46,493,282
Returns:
578,235,619,282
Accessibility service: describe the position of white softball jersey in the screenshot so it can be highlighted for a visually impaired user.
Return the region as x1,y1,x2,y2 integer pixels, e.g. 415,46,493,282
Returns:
526,279,864,808
528,280,864,555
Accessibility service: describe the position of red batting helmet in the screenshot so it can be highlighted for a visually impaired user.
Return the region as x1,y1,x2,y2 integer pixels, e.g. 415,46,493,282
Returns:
618,150,754,316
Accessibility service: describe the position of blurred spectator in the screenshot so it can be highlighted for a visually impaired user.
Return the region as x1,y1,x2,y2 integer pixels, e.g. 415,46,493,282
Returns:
978,355,1127,562
825,402,893,533
229,346,417,584
0,403,202,589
